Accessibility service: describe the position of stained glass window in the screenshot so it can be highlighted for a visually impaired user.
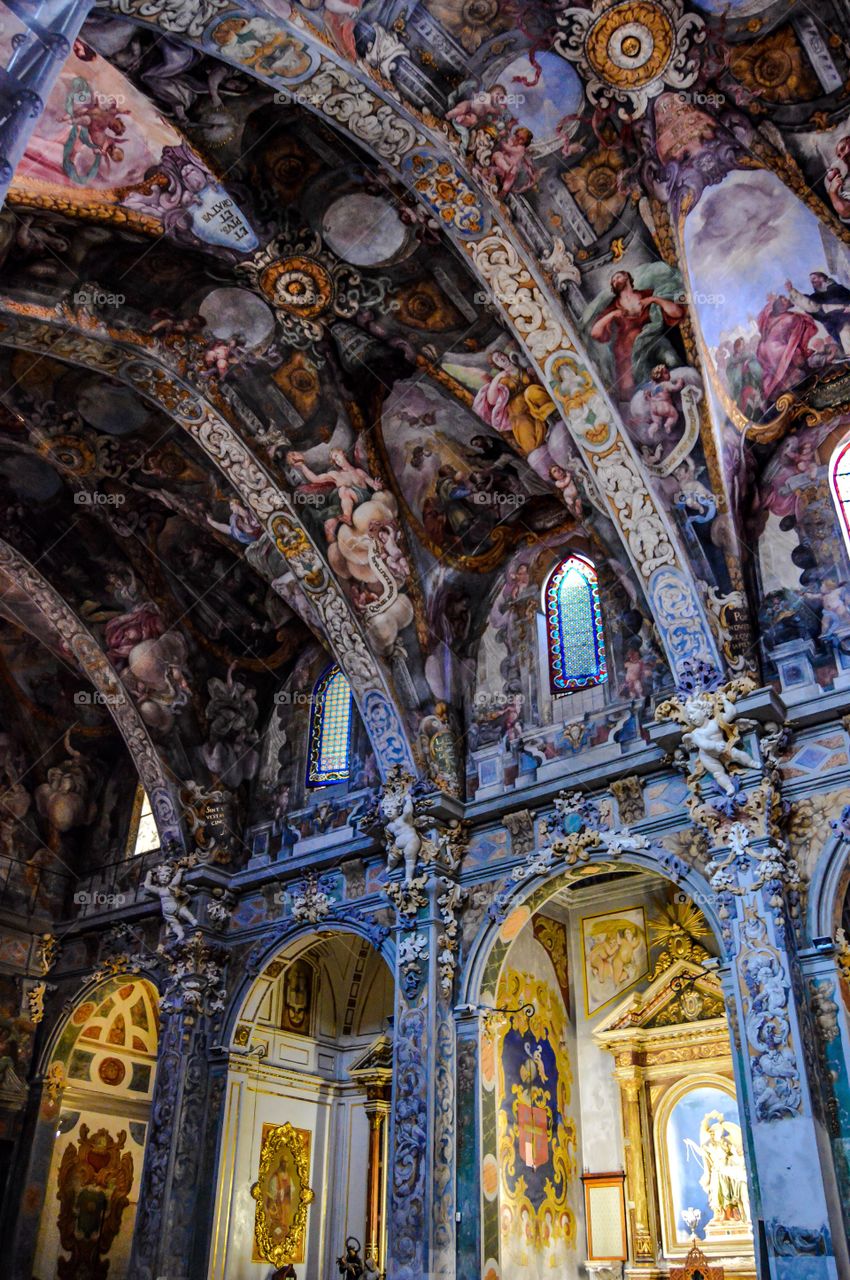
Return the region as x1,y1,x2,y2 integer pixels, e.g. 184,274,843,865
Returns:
543,554,607,696
831,439,850,558
307,664,352,786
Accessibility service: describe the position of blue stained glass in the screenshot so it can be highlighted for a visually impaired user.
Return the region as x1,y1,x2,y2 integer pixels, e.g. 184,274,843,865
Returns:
544,554,607,696
308,665,352,785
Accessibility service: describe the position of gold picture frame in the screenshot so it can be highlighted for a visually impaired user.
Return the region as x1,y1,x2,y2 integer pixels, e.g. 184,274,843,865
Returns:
251,1122,314,1266
582,1171,627,1261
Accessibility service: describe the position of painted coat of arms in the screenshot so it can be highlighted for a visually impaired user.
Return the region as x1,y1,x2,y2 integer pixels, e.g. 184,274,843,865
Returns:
56,1124,134,1280
496,968,578,1260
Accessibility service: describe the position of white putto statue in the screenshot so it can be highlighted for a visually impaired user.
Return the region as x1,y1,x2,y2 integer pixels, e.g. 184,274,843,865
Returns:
143,860,198,941
656,671,757,800
680,689,758,797
381,783,422,884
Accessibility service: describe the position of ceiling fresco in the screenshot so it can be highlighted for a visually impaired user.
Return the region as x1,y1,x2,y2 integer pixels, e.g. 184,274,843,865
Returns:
1,0,850,872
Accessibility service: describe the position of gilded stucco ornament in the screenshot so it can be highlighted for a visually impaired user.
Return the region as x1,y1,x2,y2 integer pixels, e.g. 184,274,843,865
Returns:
251,1123,314,1268
555,0,706,120
160,931,226,1020
436,877,468,998
290,871,333,925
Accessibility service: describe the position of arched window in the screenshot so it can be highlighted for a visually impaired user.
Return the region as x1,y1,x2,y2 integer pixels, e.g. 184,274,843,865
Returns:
126,785,159,857
830,437,850,558
307,664,352,786
543,554,607,696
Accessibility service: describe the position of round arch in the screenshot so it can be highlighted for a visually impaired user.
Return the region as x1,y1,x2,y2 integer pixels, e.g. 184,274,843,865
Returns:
460,849,725,1009
36,968,162,1078
807,829,850,940
222,918,396,1046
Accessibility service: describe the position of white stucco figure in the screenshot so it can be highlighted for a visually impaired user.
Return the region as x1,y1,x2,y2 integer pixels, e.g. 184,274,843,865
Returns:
381,787,422,883
143,862,198,941
680,690,758,797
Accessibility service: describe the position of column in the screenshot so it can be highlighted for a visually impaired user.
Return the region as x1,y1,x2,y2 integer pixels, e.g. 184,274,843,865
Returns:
798,944,850,1244
8,1068,67,1280
454,1013,481,1280
709,827,849,1280
371,772,467,1280
364,1091,391,1275
614,1061,659,1272
0,0,94,203
128,934,227,1280
386,863,459,1280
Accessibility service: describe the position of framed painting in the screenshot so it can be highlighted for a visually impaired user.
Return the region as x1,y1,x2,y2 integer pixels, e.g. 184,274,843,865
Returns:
251,1122,314,1265
655,1076,752,1256
581,906,648,1015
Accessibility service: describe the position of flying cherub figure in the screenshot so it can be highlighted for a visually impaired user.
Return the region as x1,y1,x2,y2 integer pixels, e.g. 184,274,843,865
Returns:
680,690,758,797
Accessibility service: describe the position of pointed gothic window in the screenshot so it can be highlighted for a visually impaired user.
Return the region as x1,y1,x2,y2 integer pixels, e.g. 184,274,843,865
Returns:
830,438,850,558
543,554,607,696
307,664,352,786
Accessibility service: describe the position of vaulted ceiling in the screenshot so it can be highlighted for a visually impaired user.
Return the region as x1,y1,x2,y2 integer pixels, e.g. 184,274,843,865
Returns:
1,0,849,867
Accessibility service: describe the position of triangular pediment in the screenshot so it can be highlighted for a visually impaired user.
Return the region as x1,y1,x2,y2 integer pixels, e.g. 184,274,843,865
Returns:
593,958,725,1041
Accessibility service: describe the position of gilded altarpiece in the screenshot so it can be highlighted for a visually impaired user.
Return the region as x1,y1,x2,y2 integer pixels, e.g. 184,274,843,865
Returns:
594,960,755,1279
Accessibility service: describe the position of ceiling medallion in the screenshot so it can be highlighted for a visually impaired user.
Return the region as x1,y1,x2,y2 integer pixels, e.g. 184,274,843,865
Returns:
257,255,334,319
236,221,390,349
555,0,706,119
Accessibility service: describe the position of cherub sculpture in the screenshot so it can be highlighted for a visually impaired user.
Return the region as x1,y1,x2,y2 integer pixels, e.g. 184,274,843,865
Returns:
381,784,422,883
657,675,758,799
143,861,197,941
680,690,757,797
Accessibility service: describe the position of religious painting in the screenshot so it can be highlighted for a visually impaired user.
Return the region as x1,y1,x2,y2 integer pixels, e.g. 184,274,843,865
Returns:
280,959,314,1036
379,378,562,571
581,260,701,474
56,1124,134,1280
658,1081,752,1253
15,43,255,252
494,945,578,1274
251,1122,314,1265
684,167,850,428
581,907,649,1016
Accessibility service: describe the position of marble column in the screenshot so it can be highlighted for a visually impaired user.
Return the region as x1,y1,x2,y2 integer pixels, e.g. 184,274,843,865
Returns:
613,1061,660,1272
364,1091,391,1274
0,0,94,203
709,828,849,1280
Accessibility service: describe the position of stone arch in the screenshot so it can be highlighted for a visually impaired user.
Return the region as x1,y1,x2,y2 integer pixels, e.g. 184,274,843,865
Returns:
212,924,395,1277
0,301,416,779
223,917,396,1046
807,829,850,940
0,535,183,844
25,973,162,1280
460,849,725,1009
